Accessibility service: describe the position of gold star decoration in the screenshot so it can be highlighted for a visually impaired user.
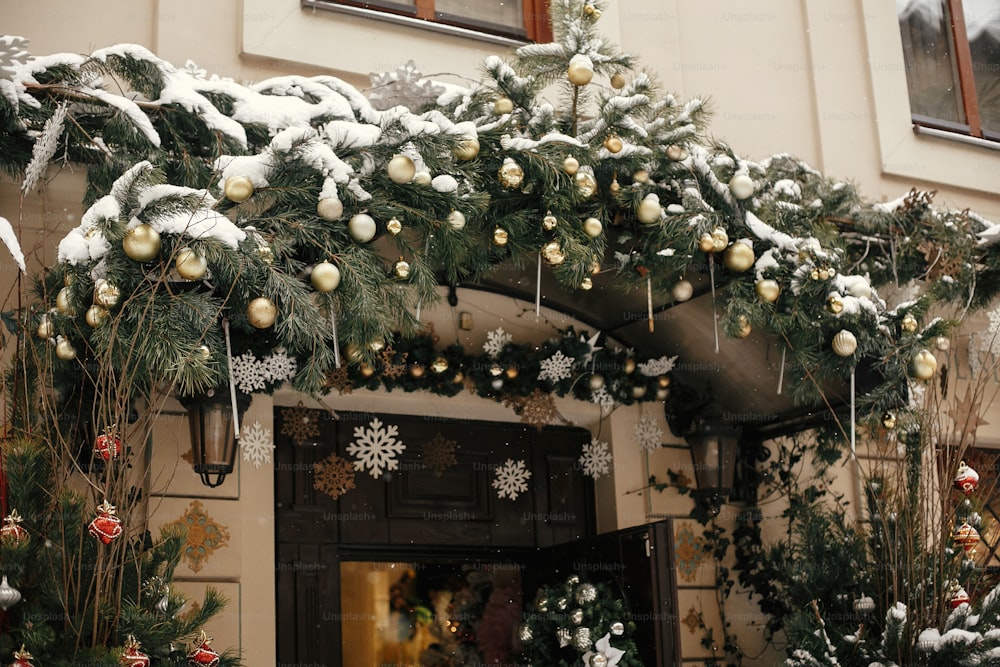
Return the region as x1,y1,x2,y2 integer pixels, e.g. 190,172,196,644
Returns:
323,365,354,395
949,386,989,444
422,433,458,476
379,346,408,379
313,453,357,500
280,403,320,445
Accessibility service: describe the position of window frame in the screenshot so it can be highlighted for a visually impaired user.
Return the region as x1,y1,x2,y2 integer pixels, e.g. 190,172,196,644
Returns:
306,0,553,45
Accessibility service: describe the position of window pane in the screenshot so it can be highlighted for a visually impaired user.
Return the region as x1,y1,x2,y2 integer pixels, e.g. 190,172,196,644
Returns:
436,0,525,32
898,0,966,125
964,0,1000,133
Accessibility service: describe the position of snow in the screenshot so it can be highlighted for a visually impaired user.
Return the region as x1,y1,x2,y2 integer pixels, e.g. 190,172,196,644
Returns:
58,195,119,264
152,209,246,248
322,119,381,149
87,87,161,146
0,216,25,272
432,175,459,193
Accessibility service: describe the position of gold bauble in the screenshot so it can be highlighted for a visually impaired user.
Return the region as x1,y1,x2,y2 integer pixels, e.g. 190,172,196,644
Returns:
93,279,121,308
656,387,670,400
736,316,752,338
811,269,821,281
197,345,211,360
311,260,341,292
498,160,524,189
604,135,623,154
666,144,688,161
369,340,385,353
901,314,918,333
452,371,465,384
567,57,594,86
85,305,108,328
590,260,602,275
492,228,509,246
575,171,598,198
711,227,729,252
494,96,514,114
316,197,344,221
123,224,161,262
698,233,716,253
672,279,694,302
563,156,580,175
936,336,951,351
755,279,780,303
454,137,480,161
542,241,565,266
55,338,77,361
624,358,636,374
637,196,662,225
658,375,671,389
610,72,627,89
723,241,755,272
223,175,254,202
409,363,426,379
447,210,466,230
386,217,403,235
542,213,558,231
413,170,432,186
580,277,593,290
728,173,755,200
36,314,54,340
394,258,411,278
247,297,278,329
609,178,621,195
583,3,596,15
359,363,375,378
818,267,832,281
387,154,416,184
56,287,73,314
348,213,377,243
882,412,897,430
632,169,649,183
632,385,647,399
589,374,605,391
431,357,449,374
256,239,275,265
912,349,938,380
505,367,519,380
346,343,363,362
827,295,844,314
832,329,858,357
175,247,208,281
582,217,603,238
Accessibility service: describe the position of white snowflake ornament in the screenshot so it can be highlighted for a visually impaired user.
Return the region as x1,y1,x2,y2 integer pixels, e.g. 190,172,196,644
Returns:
634,414,664,451
347,418,406,478
484,327,513,358
591,386,615,414
539,350,575,383
262,350,298,383
231,352,266,394
492,458,531,500
579,439,613,479
638,355,678,377
240,421,275,468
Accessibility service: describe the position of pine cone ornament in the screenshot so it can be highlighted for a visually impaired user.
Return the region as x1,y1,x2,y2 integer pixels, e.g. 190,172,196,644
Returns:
11,646,34,667
1,510,28,546
187,631,221,667
95,428,122,461
120,635,151,667
88,501,124,544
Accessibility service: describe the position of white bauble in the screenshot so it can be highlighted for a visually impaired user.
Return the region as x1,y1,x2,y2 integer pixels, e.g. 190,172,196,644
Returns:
912,349,938,380
582,217,603,238
447,210,466,230
567,55,595,86
729,173,755,200
637,195,662,225
311,261,341,292
672,279,694,302
387,154,416,184
832,330,858,357
348,213,377,243
317,197,344,221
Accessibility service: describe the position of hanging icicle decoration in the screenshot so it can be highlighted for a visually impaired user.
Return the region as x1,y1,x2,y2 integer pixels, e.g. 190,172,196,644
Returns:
647,276,654,333
709,254,720,353
536,252,542,317
330,311,341,368
849,367,857,460
415,237,431,321
777,347,786,395
221,318,241,440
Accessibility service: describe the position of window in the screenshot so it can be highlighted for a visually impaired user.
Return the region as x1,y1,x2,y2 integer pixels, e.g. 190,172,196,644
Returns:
898,0,1000,141
320,0,553,43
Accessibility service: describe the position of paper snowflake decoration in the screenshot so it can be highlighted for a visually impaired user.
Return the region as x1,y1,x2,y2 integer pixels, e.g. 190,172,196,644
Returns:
0,36,30,75
591,386,615,414
579,439,613,479
240,421,274,469
262,350,297,383
634,414,664,452
423,433,457,476
638,354,678,377
368,59,446,112
492,458,531,500
484,327,513,358
347,418,406,478
280,404,320,445
313,453,356,500
539,351,574,383
232,352,267,394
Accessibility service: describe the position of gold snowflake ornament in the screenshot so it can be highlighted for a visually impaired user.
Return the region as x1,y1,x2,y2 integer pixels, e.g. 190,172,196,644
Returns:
422,433,457,476
280,403,320,445
379,346,408,379
323,366,354,395
505,389,563,430
313,453,357,500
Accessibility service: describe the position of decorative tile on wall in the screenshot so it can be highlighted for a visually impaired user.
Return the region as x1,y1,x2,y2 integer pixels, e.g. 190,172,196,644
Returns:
674,521,709,583
166,500,231,573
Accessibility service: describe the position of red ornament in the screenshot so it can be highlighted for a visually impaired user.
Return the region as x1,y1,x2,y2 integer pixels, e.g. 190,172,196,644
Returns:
95,429,122,461
120,635,151,667
187,631,221,667
950,584,971,608
11,645,34,667
88,501,123,545
0,510,28,546
954,461,980,495
953,521,980,551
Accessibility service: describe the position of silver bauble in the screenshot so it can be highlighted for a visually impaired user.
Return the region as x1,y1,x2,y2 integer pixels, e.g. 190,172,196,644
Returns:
573,627,592,651
611,621,625,636
0,576,21,610
570,608,584,625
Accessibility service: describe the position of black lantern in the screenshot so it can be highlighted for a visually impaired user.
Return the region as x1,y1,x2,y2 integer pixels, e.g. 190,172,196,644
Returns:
181,390,251,488
684,414,742,512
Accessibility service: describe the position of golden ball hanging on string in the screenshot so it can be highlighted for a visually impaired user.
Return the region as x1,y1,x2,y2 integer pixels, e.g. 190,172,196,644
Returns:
123,224,161,262
255,239,274,265
736,316,752,338
359,363,375,378
729,172,755,200
542,241,565,266
55,338,77,361
632,169,649,183
936,336,951,351
175,247,208,281
609,178,621,195
386,217,403,235
197,345,211,361
223,175,255,202
56,287,73,315
492,228,509,246
563,156,580,175
36,314,54,340
369,340,385,353
311,260,342,292
832,329,857,357
410,363,426,379
827,295,844,314
672,279,694,302
431,357,449,374
755,279,780,303
711,227,729,252
394,258,411,279
447,210,466,230
348,213,377,243
317,197,344,221
582,217,603,238
454,137,480,161
86,305,108,328
723,241,755,272
413,170,432,186
666,144,689,161
498,160,524,189
387,154,416,184
901,314,918,334
698,233,716,253
911,349,937,380
93,279,121,308
505,367,519,380
610,73,627,89
882,412,897,430
575,171,598,198
632,385,647,399
637,196,662,225
580,277,593,291
247,297,278,329
542,212,558,231
494,96,514,114
604,135,623,154
567,56,594,86
624,358,636,374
